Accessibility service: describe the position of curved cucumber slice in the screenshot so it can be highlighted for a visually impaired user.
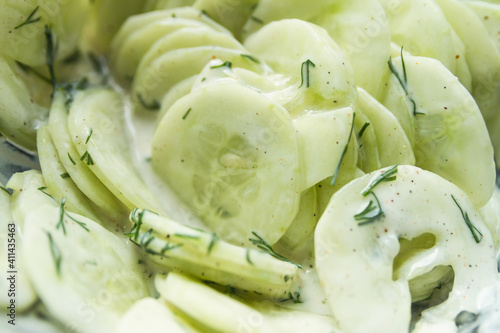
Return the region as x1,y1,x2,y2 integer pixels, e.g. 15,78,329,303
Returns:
315,165,497,333
357,87,415,167
48,90,126,221
394,55,495,206
293,107,356,190
110,7,230,82
0,179,37,312
67,88,164,215
152,82,300,245
0,55,48,151
132,46,265,113
379,0,471,89
138,26,245,78
0,0,88,67
37,124,102,223
244,19,357,113
21,201,149,332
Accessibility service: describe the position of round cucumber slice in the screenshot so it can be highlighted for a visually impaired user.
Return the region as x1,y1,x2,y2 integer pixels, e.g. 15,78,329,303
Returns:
315,165,497,332
132,46,265,113
152,82,300,245
393,55,495,207
244,19,357,113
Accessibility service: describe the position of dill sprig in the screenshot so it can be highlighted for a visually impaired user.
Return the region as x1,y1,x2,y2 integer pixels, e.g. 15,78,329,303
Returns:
182,108,192,120
451,195,483,243
358,122,370,138
361,165,398,196
137,93,160,111
249,232,302,268
207,233,219,254
44,25,56,88
331,112,356,186
299,59,315,88
46,232,62,276
240,54,260,64
210,61,232,69
57,197,89,233
14,6,41,30
85,128,93,144
79,151,94,165
355,192,384,226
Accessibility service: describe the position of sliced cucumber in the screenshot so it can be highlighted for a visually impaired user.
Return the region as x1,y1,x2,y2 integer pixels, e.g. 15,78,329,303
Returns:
132,46,265,113
313,0,392,99
357,87,415,167
379,0,472,89
244,19,358,113
127,209,300,298
0,179,37,313
393,55,495,206
277,187,318,253
67,88,164,215
48,90,126,221
110,7,230,82
156,272,340,333
137,26,245,79
0,0,89,66
37,124,102,223
292,107,357,190
21,195,149,332
0,55,48,151
117,297,198,333
315,165,497,333
152,82,300,245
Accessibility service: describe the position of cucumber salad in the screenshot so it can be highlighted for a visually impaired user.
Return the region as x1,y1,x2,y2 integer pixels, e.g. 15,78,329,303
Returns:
1,0,500,332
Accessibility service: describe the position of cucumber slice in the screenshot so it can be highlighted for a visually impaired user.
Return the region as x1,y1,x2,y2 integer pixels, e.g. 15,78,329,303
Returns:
152,82,300,245
465,1,500,51
244,19,357,113
110,7,230,82
0,179,37,313
138,26,245,78
277,186,318,253
357,87,415,167
132,46,265,113
67,88,165,215
156,272,340,333
192,0,259,38
48,90,126,221
37,124,102,223
292,107,357,190
117,297,198,333
21,196,149,332
127,209,300,298
0,0,89,66
379,0,472,89
479,187,500,246
315,165,497,332
0,55,48,151
313,0,392,99
392,55,495,206
158,75,197,122
353,108,381,173
434,0,500,167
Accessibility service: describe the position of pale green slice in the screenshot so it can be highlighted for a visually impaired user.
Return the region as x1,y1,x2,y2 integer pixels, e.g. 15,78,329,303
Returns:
0,0,89,66
292,107,356,190
392,55,495,206
67,88,164,215
315,165,497,333
127,209,300,298
152,82,300,245
156,272,341,333
37,124,102,223
48,89,126,221
357,87,416,167
117,297,198,333
20,184,149,332
132,46,265,113
137,26,245,79
244,19,357,114
379,0,472,89
0,55,47,151
0,179,37,313
110,7,230,82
